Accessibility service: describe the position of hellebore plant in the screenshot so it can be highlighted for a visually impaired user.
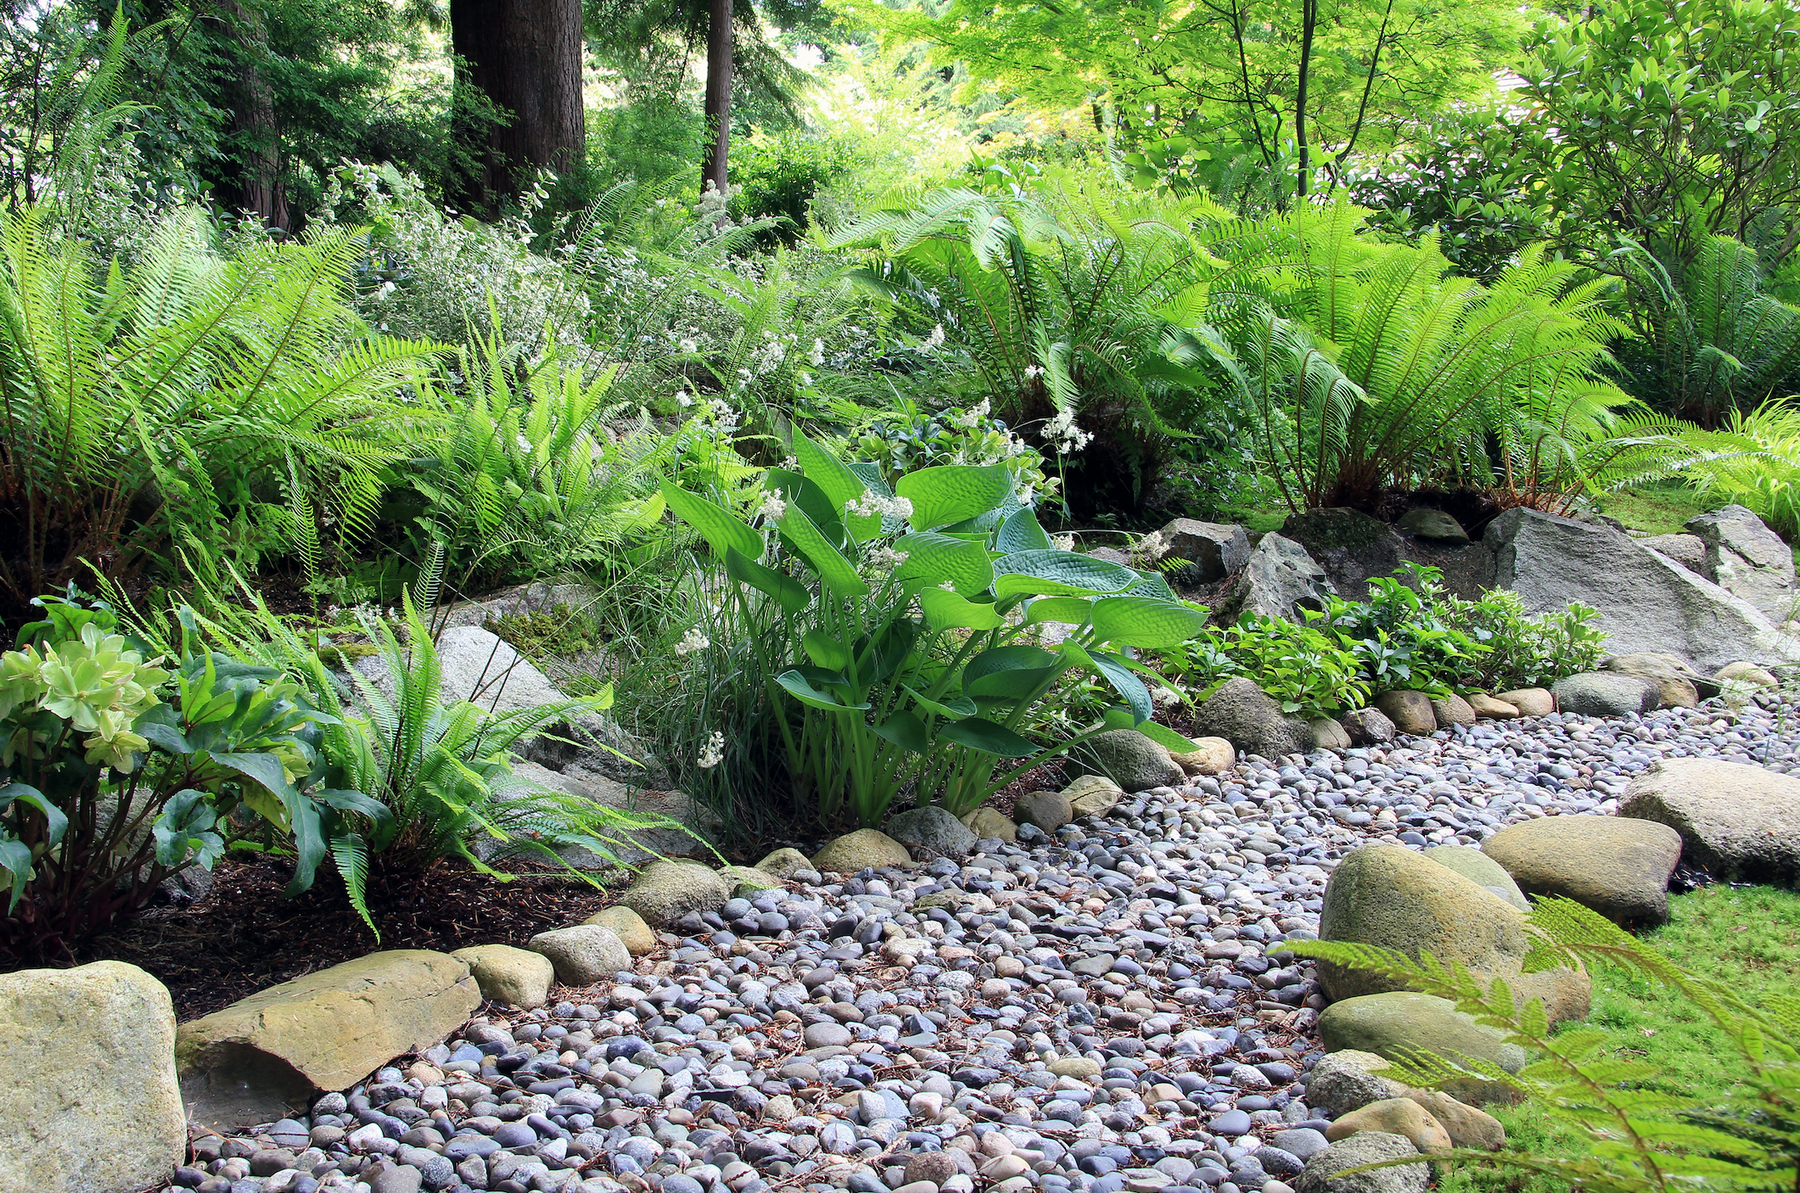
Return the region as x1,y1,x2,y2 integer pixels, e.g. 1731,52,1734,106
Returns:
662,433,1205,827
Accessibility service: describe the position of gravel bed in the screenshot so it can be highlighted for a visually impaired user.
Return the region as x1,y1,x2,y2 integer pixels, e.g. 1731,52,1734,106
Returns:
177,693,1800,1193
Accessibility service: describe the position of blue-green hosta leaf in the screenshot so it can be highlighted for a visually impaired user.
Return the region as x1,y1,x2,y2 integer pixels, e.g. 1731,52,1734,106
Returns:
0,838,32,911
1090,596,1207,649
766,469,846,542
725,547,811,615
775,669,871,711
869,711,930,753
778,505,869,597
996,507,1053,553
1024,596,1095,626
939,717,1038,757
660,482,763,561
1099,707,1201,753
894,531,995,595
794,432,881,542
993,550,1140,598
897,464,1015,530
919,587,1005,632
1081,647,1154,723
902,686,978,720
803,629,852,670
965,645,1063,701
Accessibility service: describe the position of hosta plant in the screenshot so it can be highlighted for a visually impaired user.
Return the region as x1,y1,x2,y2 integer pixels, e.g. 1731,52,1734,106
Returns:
662,433,1206,827
0,593,386,963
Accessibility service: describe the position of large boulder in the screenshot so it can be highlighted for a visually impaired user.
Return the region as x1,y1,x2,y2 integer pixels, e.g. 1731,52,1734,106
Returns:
528,925,631,985
505,759,710,868
1601,652,1712,706
813,829,912,873
1485,506,1800,672
176,950,481,1129
1317,845,1587,1021
1422,844,1528,911
1640,532,1707,573
1552,672,1661,717
0,962,186,1193
1283,508,1408,600
1075,728,1187,792
1319,993,1526,1105
1217,533,1337,620
1686,504,1800,621
586,905,657,955
1158,518,1251,584
1620,757,1800,884
1193,677,1317,759
450,944,555,1007
884,805,979,858
619,860,730,926
1481,816,1684,924
1431,693,1477,728
1374,691,1437,736
1293,1131,1429,1193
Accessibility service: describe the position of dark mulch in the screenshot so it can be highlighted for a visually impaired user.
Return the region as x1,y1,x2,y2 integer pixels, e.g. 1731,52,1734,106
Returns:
84,858,629,1021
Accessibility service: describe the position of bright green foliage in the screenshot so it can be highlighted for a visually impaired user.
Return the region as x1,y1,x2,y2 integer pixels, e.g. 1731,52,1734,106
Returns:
1434,586,1608,693
832,180,1246,515
1619,236,1800,427
662,435,1203,826
1599,398,1800,538
1320,566,1485,696
866,0,1521,202
0,201,440,620
1203,201,1634,511
1290,896,1800,1193
0,592,378,962
1166,613,1370,722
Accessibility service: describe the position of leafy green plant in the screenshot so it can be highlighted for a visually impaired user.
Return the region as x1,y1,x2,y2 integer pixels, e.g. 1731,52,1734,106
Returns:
0,200,440,621
1289,897,1800,1193
1437,586,1608,692
252,592,695,930
1320,566,1486,695
662,433,1205,827
1202,200,1633,512
0,591,384,963
1164,613,1369,721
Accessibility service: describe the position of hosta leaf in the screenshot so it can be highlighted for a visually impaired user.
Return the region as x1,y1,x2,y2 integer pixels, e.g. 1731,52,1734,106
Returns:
869,710,930,753
1090,596,1207,649
803,630,851,670
903,685,977,720
965,645,1062,701
939,717,1038,757
897,464,1015,530
919,587,1006,632
779,505,869,597
725,547,811,614
997,507,1054,553
794,432,880,542
1024,596,1094,626
895,532,995,595
661,482,763,561
993,550,1140,598
775,669,870,711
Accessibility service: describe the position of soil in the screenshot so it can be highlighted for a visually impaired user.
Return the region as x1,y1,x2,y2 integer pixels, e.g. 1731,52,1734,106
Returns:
83,857,630,1021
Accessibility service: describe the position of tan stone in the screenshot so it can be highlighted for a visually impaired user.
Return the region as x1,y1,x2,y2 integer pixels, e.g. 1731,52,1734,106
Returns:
1467,693,1520,719
1404,1089,1506,1150
1062,774,1124,818
754,847,813,878
587,905,658,955
177,950,480,1129
620,860,730,926
720,864,781,897
0,961,186,1193
1494,688,1554,716
1325,1098,1453,1154
1171,737,1235,776
450,944,555,1008
1431,693,1477,727
961,807,1018,843
1374,690,1437,735
1483,815,1683,924
1715,661,1778,689
812,828,912,872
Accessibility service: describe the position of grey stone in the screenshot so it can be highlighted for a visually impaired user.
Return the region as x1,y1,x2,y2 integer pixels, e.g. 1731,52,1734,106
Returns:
1218,533,1338,621
1640,533,1706,572
1076,729,1187,792
1430,693,1476,728
1303,1051,1404,1118
1396,508,1468,543
1486,506,1800,672
1192,678,1317,759
1014,789,1075,832
1339,707,1395,746
1310,717,1352,751
528,925,631,986
1602,652,1713,705
1686,504,1799,621
1482,815,1684,924
1159,519,1251,584
1422,845,1529,911
0,961,187,1193
1282,509,1408,601
1553,672,1662,717
620,861,730,926
1294,1133,1428,1193
1270,1129,1330,1162
1621,756,1800,884
884,806,979,858
813,829,913,872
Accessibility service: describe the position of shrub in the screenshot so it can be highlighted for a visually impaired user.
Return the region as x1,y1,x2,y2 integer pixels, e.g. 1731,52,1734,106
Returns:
1289,897,1800,1193
0,592,384,963
662,434,1204,826
1321,568,1488,696
1438,586,1608,692
1163,613,1370,722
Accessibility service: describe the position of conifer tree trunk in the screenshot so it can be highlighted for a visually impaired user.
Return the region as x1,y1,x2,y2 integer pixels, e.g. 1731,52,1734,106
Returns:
700,0,733,195
218,0,289,230
450,0,587,206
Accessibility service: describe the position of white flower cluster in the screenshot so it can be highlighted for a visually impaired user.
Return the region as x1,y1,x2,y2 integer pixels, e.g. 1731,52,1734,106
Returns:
924,323,945,350
868,546,910,569
1045,408,1094,454
758,492,789,523
1135,529,1170,563
846,492,914,519
674,628,710,656
696,730,725,770
954,399,991,429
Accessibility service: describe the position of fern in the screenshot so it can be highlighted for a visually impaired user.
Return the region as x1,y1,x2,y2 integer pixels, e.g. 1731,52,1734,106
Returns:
1290,898,1800,1193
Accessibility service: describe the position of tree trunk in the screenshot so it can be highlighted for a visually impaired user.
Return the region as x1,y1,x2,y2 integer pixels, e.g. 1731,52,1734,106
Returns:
1294,0,1317,198
450,0,586,208
218,0,289,231
701,0,733,195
